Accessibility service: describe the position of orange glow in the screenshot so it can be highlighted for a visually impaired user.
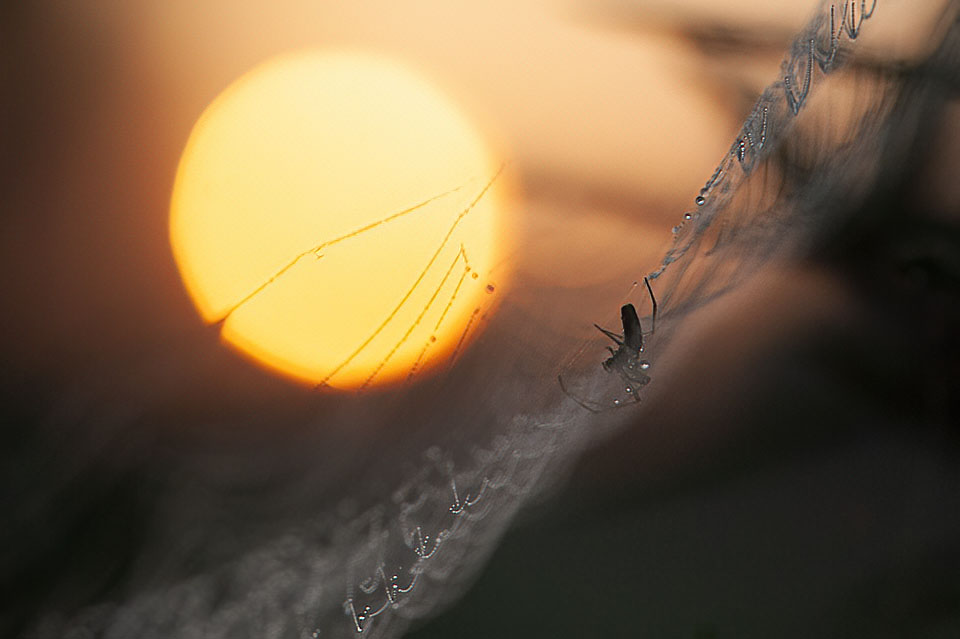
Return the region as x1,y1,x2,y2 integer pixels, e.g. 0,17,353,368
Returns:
170,51,510,389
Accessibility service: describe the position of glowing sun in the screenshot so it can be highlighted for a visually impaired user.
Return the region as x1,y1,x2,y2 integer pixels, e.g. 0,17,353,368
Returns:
170,51,510,389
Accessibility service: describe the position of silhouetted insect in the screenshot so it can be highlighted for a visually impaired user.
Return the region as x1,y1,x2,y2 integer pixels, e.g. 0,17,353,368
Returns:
559,277,658,412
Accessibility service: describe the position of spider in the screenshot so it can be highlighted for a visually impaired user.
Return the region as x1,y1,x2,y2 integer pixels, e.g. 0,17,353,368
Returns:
558,277,658,413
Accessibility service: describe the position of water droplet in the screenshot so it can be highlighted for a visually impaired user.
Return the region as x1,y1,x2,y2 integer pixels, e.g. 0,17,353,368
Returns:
683,212,692,220
625,386,633,393
429,335,437,342
485,284,495,293
639,360,651,370
613,398,621,406
695,195,706,206
471,272,479,279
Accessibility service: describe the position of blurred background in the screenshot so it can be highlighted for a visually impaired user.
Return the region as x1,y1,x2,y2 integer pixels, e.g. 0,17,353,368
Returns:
3,1,959,637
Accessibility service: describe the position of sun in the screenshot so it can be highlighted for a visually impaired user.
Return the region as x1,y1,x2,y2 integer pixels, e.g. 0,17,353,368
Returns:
170,51,510,389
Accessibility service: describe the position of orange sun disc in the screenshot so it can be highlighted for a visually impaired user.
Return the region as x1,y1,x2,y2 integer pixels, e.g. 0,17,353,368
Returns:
169,51,512,389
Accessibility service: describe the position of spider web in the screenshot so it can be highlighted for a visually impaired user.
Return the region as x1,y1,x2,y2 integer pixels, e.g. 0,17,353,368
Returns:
22,2,960,638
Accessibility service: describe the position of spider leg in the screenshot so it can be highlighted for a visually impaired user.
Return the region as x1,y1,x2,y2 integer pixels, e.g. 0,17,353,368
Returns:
645,277,658,333
641,276,658,337
622,368,651,385
594,324,623,345
557,375,604,413
610,371,643,404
